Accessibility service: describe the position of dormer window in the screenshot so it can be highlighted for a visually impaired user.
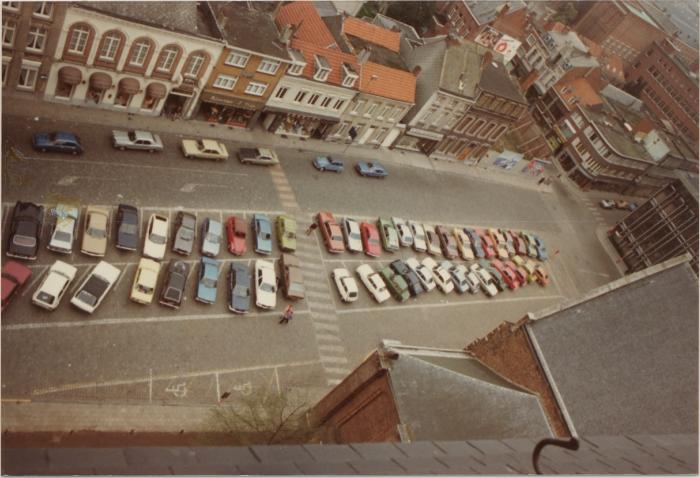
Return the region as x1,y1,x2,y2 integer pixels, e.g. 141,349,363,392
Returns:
314,55,331,82
287,48,305,76
341,63,358,88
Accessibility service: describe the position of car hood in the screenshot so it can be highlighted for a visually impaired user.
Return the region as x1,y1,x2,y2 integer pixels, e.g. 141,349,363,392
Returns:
82,234,107,255
197,282,217,301
202,239,220,256
256,287,276,307
144,240,166,259
230,290,250,312
256,236,272,252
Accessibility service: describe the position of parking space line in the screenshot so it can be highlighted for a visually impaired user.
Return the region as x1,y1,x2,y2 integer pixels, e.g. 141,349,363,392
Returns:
21,265,49,297
312,322,339,332
323,366,350,375
315,333,341,342
320,356,348,364
68,266,93,296
318,344,345,353
113,264,131,290
310,303,335,312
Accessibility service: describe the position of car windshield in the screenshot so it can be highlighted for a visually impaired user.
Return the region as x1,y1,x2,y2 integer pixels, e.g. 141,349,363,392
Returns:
76,290,97,306
179,229,194,240
369,237,380,246
137,284,154,294
36,291,56,304
149,233,166,245
332,234,343,243
350,232,361,241
233,285,250,296
88,227,106,238
260,282,274,293
119,224,137,235
201,278,216,288
165,287,181,301
53,231,72,243
13,235,36,247
206,233,220,244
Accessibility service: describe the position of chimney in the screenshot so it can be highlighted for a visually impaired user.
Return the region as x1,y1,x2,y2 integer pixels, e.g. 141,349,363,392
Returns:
412,65,422,77
357,47,371,64
446,34,460,47
481,51,493,70
216,8,229,30
498,4,510,17
279,24,293,45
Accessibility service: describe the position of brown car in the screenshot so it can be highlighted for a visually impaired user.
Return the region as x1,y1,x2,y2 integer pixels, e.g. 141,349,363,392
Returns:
81,206,110,257
317,211,345,254
280,253,305,300
435,225,458,259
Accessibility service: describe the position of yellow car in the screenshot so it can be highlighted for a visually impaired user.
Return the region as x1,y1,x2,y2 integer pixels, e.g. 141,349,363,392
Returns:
81,206,110,257
181,138,228,161
130,258,160,304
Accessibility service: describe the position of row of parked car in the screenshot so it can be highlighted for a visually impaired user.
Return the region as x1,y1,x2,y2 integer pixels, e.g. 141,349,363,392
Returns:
315,212,549,262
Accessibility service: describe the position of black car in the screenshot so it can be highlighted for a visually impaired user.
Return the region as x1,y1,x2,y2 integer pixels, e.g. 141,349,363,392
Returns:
115,204,139,251
389,259,424,297
172,211,196,256
6,201,43,260
158,260,190,309
228,262,251,314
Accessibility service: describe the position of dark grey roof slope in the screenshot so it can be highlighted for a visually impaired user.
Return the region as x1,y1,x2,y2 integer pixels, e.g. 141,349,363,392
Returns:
2,435,696,474
479,60,527,104
528,256,699,437
388,353,552,440
465,0,527,25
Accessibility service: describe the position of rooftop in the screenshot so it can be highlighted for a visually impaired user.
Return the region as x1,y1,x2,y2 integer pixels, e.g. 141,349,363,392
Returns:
343,15,400,52
372,13,422,44
440,40,491,98
479,60,527,104
464,0,527,25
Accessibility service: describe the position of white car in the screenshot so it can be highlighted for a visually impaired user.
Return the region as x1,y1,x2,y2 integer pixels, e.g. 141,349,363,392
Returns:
465,270,481,294
408,221,427,252
70,261,121,313
422,257,453,293
130,258,160,304
341,217,363,253
112,129,164,152
489,228,509,260
47,204,79,254
469,263,498,297
392,217,413,247
405,257,436,292
32,260,77,310
424,225,442,256
356,264,390,303
254,260,277,309
182,138,229,161
453,228,475,261
143,213,169,260
332,268,359,303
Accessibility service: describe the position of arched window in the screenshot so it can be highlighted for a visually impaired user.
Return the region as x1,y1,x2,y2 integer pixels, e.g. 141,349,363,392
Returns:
97,31,123,62
128,38,152,67
67,24,91,54
183,51,209,78
155,44,181,73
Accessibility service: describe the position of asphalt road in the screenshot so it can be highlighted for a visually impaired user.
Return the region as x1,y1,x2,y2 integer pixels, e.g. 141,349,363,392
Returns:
1,113,626,408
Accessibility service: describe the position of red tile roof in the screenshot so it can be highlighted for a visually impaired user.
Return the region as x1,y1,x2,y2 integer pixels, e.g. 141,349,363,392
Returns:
342,16,400,53
554,78,602,109
289,38,358,88
490,7,529,41
359,62,416,103
276,1,337,47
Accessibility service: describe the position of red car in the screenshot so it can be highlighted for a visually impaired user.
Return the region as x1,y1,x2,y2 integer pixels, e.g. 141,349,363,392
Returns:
360,222,381,257
225,216,247,255
476,229,496,259
317,211,345,254
435,225,458,259
509,229,527,256
491,259,519,290
1,260,32,311
505,260,528,286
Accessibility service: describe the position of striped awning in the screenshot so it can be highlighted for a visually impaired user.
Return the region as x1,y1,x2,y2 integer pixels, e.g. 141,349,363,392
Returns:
59,66,82,85
146,82,166,99
89,72,112,90
117,77,139,95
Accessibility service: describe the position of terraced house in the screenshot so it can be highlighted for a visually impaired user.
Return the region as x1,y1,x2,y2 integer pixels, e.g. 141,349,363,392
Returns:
43,2,224,118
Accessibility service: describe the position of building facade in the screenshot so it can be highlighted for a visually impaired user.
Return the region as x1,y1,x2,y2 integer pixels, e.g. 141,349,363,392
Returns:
609,176,698,274
2,1,68,96
43,3,223,118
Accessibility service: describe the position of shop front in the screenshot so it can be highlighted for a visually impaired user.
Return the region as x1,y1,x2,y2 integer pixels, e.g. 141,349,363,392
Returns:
86,72,112,104
261,106,338,139
200,91,261,129
54,66,82,100
393,127,444,155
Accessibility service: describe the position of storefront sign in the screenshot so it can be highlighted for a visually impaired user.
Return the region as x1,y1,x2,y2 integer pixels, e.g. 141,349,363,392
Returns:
475,26,522,63
201,92,261,111
407,127,444,141
264,105,340,123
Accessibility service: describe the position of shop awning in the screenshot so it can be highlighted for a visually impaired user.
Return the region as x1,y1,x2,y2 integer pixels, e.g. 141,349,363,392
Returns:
200,91,262,110
263,105,340,123
59,66,82,85
117,77,140,95
146,82,166,99
89,72,112,90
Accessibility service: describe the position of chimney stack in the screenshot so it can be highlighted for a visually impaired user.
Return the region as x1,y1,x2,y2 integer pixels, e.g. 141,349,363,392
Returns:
481,51,494,70
279,24,293,45
412,65,422,77
497,4,510,17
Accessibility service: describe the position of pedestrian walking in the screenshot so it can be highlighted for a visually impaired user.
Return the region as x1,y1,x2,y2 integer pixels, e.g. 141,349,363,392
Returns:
306,222,318,236
279,305,294,325
538,177,546,185
553,249,560,257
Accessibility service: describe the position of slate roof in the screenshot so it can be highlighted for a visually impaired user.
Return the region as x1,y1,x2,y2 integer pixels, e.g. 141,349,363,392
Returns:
479,60,527,104
440,40,491,98
527,256,699,437
371,13,422,44
465,0,527,25
2,435,696,474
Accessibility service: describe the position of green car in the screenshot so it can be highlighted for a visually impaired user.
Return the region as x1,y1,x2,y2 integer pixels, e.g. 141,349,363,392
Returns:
379,266,409,302
377,217,399,252
478,259,507,292
276,215,297,252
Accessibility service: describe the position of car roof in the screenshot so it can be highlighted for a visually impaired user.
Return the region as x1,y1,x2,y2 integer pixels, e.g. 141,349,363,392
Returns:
134,130,154,140
2,261,32,282
258,148,274,156
55,131,77,141
202,139,221,150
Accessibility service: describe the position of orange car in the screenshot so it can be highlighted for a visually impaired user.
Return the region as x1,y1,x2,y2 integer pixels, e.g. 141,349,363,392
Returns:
317,211,345,254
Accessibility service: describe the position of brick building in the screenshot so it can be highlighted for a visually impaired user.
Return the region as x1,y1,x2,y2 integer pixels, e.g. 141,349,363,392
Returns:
431,1,526,40
625,39,699,145
609,174,698,274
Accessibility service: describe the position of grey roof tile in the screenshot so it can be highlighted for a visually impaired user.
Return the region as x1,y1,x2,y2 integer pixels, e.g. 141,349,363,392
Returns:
499,437,539,453
349,442,405,460
1,448,49,471
394,441,445,458
393,456,450,474
435,455,481,473
302,444,361,462
236,461,302,474
28,466,97,475
124,447,197,466
95,465,174,475
465,439,515,455
193,446,259,465
348,458,406,475
433,440,479,456
47,447,127,469
170,463,236,474
250,444,313,463
295,460,359,475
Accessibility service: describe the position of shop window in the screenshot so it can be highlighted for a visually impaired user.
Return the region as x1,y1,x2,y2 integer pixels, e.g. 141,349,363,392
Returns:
225,51,249,68
155,45,180,72
2,18,15,47
372,127,388,143
257,59,280,75
26,25,46,52
17,63,38,90
33,2,52,18
244,81,267,96
213,74,237,90
274,86,288,99
67,24,90,55
335,122,350,137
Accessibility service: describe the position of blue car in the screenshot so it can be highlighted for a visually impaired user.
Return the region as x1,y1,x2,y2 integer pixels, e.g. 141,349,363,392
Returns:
195,257,220,304
532,234,548,261
252,213,272,255
464,228,486,259
313,155,344,173
228,262,251,314
356,161,388,178
32,131,83,154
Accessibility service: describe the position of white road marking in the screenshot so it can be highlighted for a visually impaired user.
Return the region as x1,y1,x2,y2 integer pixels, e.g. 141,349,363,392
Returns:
149,368,153,403
327,378,342,386
575,268,612,278
315,333,341,342
312,322,340,332
21,265,49,297
68,266,93,296
320,356,348,364
310,303,335,312
311,312,336,320
215,372,220,401
323,366,350,375
304,282,330,293
318,344,345,353
113,264,131,290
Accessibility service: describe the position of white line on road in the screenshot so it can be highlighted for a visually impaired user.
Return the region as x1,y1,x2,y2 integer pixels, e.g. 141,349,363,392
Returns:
575,268,612,278
318,344,345,353
320,356,348,364
215,372,220,401
323,366,350,375
21,265,49,297
327,378,342,386
315,333,341,342
312,322,340,332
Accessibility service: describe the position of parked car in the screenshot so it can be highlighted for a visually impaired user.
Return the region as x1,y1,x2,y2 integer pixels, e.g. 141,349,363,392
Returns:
478,259,507,292
453,228,475,261
159,260,190,309
408,221,427,252
356,161,388,178
6,201,43,260
476,229,496,259
440,261,470,294
390,260,424,297
509,229,527,256
488,228,509,260
313,155,343,172
512,255,535,283
226,216,247,256
195,257,220,304
464,269,481,294
280,253,305,301
112,129,163,152
491,259,519,290
614,199,630,210
379,266,409,302
465,228,486,259
181,138,228,161
228,262,251,314
341,217,363,253
532,234,548,260
115,204,139,252
377,217,399,252
520,232,539,258
276,215,297,252
424,225,442,256
130,258,161,304
70,261,121,313
533,264,550,286
143,213,168,260
505,259,528,287
405,257,436,292
469,263,498,298
31,260,77,311
360,222,382,257
47,203,79,254
422,257,454,293
172,211,196,256
318,211,345,254
200,218,222,258
435,225,458,259
252,213,273,255
628,202,639,211
356,264,390,303
2,261,32,311
254,259,277,309
332,268,359,303
499,228,516,257
600,199,615,209
392,217,413,247
32,131,83,154
238,147,279,165
81,206,110,257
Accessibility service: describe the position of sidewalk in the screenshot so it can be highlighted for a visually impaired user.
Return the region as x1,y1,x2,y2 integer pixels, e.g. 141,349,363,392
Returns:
2,92,553,194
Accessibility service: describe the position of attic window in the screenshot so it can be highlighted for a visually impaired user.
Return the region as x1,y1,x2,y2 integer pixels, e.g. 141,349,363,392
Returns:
341,63,358,88
287,48,305,76
314,55,331,82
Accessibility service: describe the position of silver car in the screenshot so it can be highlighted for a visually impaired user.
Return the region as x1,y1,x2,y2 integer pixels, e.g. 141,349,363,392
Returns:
201,218,222,258
112,129,164,152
